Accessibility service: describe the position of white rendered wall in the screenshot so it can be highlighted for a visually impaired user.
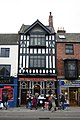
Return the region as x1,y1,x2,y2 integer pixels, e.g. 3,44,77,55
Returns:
0,45,18,77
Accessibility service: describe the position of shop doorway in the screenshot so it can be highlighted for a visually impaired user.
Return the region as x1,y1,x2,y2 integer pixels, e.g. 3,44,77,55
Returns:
34,84,40,95
21,89,27,105
69,87,78,106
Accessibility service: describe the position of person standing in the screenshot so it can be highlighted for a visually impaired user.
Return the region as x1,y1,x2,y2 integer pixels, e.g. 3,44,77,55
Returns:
2,93,8,110
48,95,52,111
27,96,32,110
32,96,37,110
60,93,66,110
51,93,57,112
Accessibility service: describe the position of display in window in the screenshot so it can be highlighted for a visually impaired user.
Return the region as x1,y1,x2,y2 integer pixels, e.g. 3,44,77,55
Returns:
2,88,14,101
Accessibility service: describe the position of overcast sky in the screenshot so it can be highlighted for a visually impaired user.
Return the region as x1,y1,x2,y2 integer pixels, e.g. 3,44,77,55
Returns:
0,0,80,33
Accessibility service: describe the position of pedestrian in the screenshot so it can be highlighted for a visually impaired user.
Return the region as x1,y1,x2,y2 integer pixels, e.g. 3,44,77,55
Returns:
60,93,66,110
27,96,32,110
51,93,57,112
58,94,62,110
32,96,37,110
48,95,52,111
2,93,8,110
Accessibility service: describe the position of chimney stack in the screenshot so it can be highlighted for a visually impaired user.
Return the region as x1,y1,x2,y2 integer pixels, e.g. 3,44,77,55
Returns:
49,12,53,27
57,27,66,33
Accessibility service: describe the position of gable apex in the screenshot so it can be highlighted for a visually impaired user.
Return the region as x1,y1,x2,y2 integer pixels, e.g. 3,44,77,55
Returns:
23,19,52,34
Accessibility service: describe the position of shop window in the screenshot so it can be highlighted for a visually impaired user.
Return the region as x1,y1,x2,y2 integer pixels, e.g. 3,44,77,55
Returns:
0,88,14,101
61,87,69,104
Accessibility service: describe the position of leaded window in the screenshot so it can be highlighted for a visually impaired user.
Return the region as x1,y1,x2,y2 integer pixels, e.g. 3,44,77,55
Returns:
30,35,45,46
29,55,45,68
64,60,77,79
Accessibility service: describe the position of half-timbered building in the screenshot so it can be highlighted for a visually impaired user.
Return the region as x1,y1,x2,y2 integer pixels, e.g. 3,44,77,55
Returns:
18,12,57,105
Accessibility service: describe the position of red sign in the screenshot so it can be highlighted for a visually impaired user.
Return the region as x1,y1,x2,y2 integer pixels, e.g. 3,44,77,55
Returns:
4,86,12,88
19,77,56,81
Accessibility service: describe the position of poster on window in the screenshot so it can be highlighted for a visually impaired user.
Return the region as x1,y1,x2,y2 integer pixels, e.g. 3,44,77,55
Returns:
2,88,14,101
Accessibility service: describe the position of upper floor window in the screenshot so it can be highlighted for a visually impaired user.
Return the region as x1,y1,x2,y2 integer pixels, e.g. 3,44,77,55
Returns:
64,60,77,79
0,48,10,57
65,44,74,54
0,65,11,77
29,55,45,68
30,35,45,46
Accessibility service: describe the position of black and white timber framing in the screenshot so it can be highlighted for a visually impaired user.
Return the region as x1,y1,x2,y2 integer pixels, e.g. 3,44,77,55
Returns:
18,20,56,77
18,16,57,104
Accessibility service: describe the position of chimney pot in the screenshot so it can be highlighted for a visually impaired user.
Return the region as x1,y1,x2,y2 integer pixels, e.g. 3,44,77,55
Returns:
50,12,51,15
57,27,66,33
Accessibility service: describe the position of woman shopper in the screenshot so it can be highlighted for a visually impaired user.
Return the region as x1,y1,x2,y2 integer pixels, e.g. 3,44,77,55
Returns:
32,96,37,110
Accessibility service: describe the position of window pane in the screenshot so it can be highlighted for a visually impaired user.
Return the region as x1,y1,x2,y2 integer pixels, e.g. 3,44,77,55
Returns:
68,63,75,70
30,38,34,45
65,44,73,54
0,48,10,57
34,59,37,67
29,55,45,68
65,60,77,79
0,65,11,77
34,38,37,45
30,35,45,46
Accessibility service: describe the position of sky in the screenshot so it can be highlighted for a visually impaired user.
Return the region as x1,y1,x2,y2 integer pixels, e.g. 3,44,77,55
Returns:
0,0,80,33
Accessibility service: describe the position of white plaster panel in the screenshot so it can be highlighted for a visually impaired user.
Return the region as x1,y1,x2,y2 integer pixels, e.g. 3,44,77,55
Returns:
0,45,18,77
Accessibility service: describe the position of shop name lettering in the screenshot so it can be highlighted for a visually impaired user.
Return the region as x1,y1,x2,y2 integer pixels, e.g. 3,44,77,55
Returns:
0,79,11,84
64,80,80,85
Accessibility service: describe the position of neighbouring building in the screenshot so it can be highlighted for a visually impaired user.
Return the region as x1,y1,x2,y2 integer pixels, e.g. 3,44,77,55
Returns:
18,12,57,105
56,28,80,106
0,34,18,107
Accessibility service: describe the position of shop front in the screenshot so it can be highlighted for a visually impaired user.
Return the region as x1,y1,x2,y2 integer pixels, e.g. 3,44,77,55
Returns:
60,80,80,106
18,77,56,105
0,77,18,107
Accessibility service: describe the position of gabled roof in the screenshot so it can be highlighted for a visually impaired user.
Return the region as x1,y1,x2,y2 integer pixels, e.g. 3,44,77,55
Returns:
0,34,19,45
56,33,80,43
19,19,55,34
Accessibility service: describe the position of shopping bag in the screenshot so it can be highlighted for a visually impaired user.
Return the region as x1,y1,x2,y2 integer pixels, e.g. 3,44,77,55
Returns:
0,103,3,108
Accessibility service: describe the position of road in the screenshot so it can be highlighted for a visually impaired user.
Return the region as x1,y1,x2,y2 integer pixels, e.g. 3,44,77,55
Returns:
0,107,80,120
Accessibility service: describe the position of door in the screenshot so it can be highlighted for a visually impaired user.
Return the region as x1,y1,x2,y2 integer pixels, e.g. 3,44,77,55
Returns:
21,89,27,105
69,87,78,106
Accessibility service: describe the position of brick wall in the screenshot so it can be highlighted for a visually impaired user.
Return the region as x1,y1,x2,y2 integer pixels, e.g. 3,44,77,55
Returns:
56,43,80,79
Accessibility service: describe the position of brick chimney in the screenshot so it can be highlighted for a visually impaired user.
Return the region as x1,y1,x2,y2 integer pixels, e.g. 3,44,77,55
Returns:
49,12,53,27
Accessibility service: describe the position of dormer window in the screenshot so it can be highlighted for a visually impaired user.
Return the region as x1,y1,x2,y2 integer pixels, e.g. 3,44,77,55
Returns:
58,35,66,39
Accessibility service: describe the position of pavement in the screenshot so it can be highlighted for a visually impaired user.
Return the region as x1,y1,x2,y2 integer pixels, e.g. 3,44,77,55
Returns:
0,106,80,119
1,106,80,112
